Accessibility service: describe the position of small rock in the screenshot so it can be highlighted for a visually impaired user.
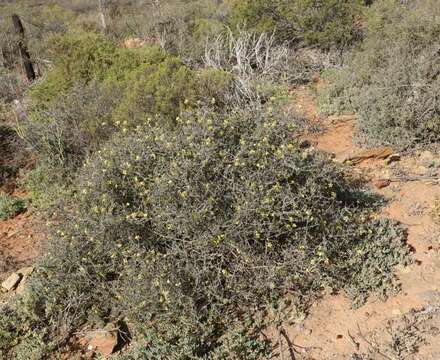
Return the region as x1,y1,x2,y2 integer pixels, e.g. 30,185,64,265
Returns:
1,273,22,292
344,146,394,165
374,179,391,189
392,309,402,316
88,325,118,357
420,150,435,162
15,267,34,294
415,165,429,176
386,153,401,164
298,139,312,149
17,266,34,278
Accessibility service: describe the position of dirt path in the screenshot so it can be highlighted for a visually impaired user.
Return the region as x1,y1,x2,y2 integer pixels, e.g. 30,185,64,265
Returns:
278,87,440,360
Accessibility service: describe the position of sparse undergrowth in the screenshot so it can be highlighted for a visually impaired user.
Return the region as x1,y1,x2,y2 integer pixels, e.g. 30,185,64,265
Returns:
351,306,440,360
318,0,440,149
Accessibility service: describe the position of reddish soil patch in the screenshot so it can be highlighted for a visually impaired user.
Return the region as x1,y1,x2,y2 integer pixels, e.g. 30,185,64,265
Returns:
274,87,440,359
313,119,361,159
0,211,43,280
290,85,322,122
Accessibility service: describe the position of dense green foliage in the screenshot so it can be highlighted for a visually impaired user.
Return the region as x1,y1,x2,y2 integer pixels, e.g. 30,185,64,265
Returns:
229,0,366,48
0,194,27,220
29,33,166,104
319,0,440,148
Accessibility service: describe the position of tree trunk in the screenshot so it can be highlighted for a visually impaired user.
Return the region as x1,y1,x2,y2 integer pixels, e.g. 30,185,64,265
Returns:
11,14,36,82
98,0,107,32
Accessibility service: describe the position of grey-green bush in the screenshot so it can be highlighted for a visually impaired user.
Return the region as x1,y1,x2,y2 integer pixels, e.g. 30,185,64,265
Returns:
319,0,440,148
0,102,410,358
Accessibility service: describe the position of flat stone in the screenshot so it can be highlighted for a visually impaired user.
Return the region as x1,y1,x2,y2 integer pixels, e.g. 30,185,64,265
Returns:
374,179,391,189
1,273,22,292
420,150,435,162
15,267,34,294
88,325,118,357
386,153,401,164
17,266,34,277
344,146,394,165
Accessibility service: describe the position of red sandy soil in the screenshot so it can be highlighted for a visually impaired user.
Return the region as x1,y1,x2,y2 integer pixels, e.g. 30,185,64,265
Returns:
0,203,44,303
271,87,440,360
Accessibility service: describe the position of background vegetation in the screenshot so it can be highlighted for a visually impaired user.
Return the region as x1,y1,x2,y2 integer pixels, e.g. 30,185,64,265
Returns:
319,0,440,148
228,0,366,48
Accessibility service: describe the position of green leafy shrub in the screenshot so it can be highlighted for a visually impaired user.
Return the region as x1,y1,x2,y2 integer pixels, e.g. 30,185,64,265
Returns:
29,32,165,104
228,0,366,48
111,56,197,128
29,32,116,103
0,193,27,220
318,0,440,148
2,102,410,357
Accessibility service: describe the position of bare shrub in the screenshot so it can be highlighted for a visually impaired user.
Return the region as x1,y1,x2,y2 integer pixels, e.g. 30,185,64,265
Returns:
204,29,316,101
353,306,440,360
204,30,289,79
24,81,118,170
21,81,119,207
0,72,26,105
0,123,28,189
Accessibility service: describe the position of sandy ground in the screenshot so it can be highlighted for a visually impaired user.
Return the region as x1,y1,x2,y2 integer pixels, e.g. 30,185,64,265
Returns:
272,86,440,360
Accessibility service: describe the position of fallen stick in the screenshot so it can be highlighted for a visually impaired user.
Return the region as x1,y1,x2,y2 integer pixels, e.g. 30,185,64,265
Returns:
389,175,439,183
344,146,395,165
